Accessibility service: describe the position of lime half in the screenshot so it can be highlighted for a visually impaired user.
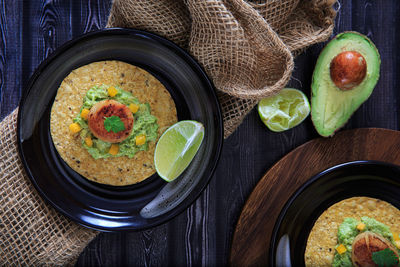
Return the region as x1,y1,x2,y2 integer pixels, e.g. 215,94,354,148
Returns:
257,88,310,132
154,120,205,182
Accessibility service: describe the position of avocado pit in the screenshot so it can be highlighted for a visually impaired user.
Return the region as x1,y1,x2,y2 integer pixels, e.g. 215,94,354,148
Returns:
330,51,367,90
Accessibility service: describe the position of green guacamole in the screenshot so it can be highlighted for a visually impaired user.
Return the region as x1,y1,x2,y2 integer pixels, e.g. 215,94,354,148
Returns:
73,85,158,159
332,217,397,267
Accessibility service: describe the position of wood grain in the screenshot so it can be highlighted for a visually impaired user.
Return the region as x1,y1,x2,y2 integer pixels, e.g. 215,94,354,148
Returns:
0,0,22,120
230,128,400,266
0,0,399,266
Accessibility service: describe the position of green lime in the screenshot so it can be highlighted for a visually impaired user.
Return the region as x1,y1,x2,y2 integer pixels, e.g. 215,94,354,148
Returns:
154,120,204,182
257,88,310,132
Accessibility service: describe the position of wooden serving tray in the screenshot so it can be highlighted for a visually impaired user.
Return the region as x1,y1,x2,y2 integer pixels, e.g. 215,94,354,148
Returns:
230,128,400,266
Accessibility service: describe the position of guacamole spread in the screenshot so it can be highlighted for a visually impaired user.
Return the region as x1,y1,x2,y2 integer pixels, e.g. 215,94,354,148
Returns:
73,84,158,159
332,217,398,267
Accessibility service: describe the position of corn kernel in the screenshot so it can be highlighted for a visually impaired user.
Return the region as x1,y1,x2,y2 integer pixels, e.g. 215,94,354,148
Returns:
81,108,90,120
129,103,139,113
69,123,81,134
393,232,400,242
136,135,146,146
108,86,118,97
109,144,119,155
85,137,93,147
356,223,366,231
336,244,347,255
396,240,400,249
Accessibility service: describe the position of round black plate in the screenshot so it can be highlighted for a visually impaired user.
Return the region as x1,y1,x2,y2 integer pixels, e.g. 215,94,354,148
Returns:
17,28,223,231
270,161,400,266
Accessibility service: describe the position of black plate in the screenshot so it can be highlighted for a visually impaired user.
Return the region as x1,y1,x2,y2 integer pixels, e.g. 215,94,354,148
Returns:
270,161,400,266
17,28,223,231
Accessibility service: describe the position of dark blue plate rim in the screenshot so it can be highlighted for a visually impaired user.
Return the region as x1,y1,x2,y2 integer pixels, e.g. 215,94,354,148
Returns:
16,28,224,232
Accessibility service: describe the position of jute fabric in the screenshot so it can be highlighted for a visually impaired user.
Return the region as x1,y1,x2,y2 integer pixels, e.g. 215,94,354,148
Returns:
108,0,337,137
0,109,98,266
1,0,336,265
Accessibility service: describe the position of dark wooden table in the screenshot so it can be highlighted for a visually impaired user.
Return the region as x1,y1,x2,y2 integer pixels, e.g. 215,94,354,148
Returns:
1,1,399,266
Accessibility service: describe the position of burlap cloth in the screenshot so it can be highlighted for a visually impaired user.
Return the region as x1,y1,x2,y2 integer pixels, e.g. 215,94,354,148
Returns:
107,0,337,137
0,1,336,265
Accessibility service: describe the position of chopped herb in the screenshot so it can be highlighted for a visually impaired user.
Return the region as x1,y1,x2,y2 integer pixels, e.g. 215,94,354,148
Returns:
104,116,125,133
372,248,399,267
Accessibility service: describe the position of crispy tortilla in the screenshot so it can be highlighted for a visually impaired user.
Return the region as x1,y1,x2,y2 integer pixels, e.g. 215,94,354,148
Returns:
50,61,177,186
304,197,400,266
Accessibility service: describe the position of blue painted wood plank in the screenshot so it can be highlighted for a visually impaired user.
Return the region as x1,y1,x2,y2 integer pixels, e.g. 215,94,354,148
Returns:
0,0,22,120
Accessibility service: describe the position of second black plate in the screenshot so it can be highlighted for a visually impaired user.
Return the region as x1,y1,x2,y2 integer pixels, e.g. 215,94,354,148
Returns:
270,161,400,266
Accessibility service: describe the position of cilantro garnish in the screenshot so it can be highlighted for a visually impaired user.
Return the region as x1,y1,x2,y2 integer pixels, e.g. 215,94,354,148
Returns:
104,116,126,133
372,248,399,267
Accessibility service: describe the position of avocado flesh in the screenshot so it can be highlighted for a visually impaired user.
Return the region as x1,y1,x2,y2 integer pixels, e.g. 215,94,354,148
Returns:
311,32,380,137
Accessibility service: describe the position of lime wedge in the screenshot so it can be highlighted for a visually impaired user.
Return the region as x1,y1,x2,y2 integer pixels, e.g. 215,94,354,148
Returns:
154,120,204,182
257,88,310,132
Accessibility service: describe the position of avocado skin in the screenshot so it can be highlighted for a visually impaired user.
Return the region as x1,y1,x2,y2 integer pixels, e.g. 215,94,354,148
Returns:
311,31,381,137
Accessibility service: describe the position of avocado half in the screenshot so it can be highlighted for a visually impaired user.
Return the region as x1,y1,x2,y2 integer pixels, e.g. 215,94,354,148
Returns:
311,32,381,137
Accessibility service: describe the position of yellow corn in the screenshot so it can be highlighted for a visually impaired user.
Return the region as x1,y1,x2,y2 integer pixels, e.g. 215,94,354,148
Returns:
69,123,81,134
396,240,400,249
393,232,400,241
129,103,139,113
336,244,347,255
81,108,90,120
108,86,118,97
85,137,93,147
109,144,119,155
356,223,366,231
136,135,146,146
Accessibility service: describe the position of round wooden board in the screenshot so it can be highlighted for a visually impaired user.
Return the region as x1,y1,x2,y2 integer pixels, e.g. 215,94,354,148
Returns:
229,128,400,266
